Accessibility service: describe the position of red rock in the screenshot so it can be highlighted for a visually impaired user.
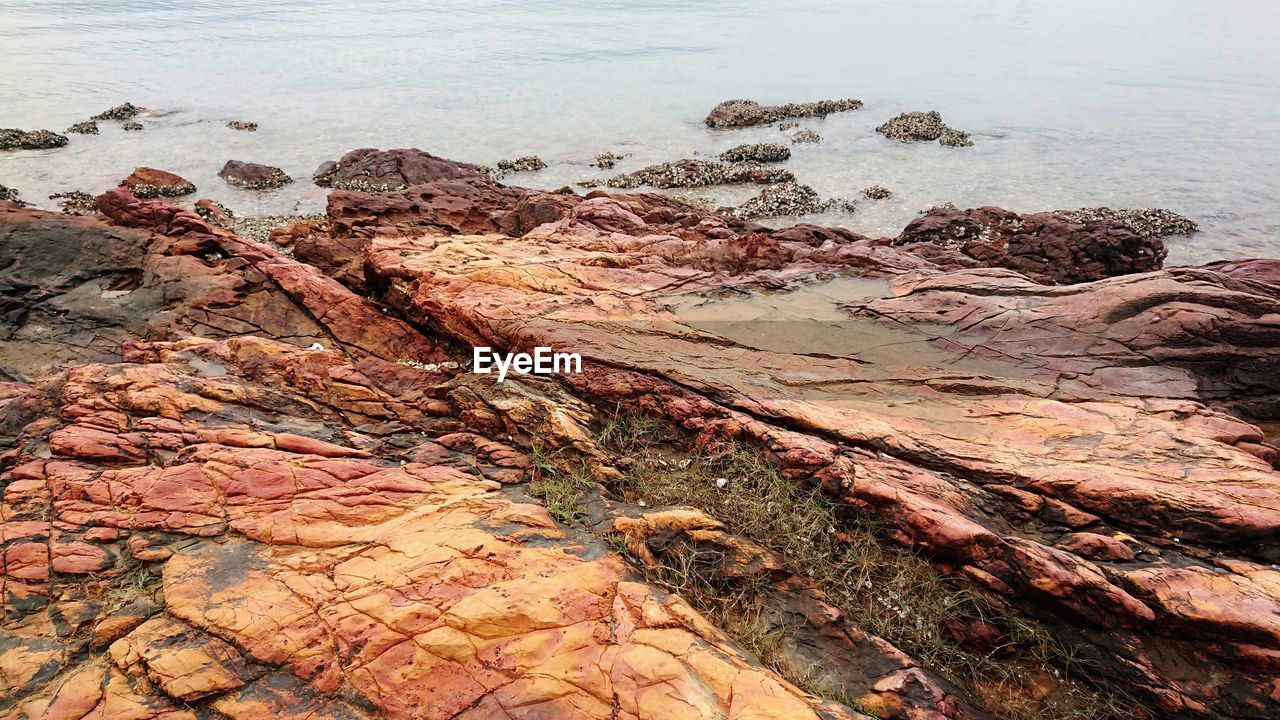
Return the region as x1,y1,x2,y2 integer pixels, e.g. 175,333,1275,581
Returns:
119,167,196,199
312,147,485,191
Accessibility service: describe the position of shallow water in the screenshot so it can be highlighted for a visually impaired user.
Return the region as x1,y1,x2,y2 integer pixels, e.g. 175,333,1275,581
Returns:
2,0,1278,264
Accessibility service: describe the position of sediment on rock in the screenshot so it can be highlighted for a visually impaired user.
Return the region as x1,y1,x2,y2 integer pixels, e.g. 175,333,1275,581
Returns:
705,98,863,128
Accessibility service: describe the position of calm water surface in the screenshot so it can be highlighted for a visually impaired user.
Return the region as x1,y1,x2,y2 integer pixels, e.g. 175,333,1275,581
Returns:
2,0,1278,264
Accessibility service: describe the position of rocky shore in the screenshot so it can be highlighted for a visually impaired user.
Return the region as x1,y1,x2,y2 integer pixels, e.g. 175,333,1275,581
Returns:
1,145,1277,720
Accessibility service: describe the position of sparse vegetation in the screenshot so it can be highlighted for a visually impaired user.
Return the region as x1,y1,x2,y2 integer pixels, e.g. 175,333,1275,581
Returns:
526,442,595,524
592,410,1135,720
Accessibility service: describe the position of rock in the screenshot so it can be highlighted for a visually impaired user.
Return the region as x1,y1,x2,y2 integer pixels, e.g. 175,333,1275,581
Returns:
312,147,485,191
218,160,292,190
119,167,196,198
67,121,99,135
194,198,235,226
121,121,143,132
49,190,98,215
594,151,622,168
779,121,799,131
1055,533,1136,562
940,127,973,147
1057,206,1199,238
728,182,856,219
896,205,1167,283
226,120,258,131
791,129,822,144
0,128,69,151
91,102,140,121
4,150,1278,720
0,183,22,204
705,98,863,128
877,111,974,147
719,143,791,163
0,331,858,720
863,185,893,200
607,159,794,189
494,155,547,175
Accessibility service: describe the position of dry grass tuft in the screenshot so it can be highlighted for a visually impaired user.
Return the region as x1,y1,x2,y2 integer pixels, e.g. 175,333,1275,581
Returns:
594,411,1135,720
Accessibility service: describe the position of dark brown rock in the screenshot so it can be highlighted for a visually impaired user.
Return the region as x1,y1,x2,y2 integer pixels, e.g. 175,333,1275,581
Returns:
218,160,292,190
896,205,1167,283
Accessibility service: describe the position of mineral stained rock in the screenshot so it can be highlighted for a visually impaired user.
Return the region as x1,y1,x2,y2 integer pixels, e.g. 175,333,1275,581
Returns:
2,147,1277,720
218,160,293,189
119,167,196,198
0,199,870,720
286,155,1274,719
313,147,486,191
896,205,1168,283
705,98,863,128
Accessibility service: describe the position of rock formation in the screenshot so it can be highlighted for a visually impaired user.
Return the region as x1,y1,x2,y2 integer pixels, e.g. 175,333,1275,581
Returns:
218,160,293,190
2,147,1276,720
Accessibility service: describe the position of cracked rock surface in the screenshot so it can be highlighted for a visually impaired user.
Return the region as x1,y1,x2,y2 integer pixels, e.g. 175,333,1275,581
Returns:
1,147,1276,720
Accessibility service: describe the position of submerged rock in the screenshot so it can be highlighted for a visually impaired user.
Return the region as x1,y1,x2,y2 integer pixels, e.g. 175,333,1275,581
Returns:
0,182,22,204
49,190,98,215
877,110,974,147
705,97,863,128
897,205,1167,283
594,151,622,168
0,128,69,151
496,155,547,173
1057,206,1199,238
728,182,856,219
863,185,893,199
719,142,791,163
91,102,140,121
226,120,258,131
67,120,99,135
121,121,143,131
218,160,293,189
119,167,196,198
790,129,822,144
607,159,794,189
